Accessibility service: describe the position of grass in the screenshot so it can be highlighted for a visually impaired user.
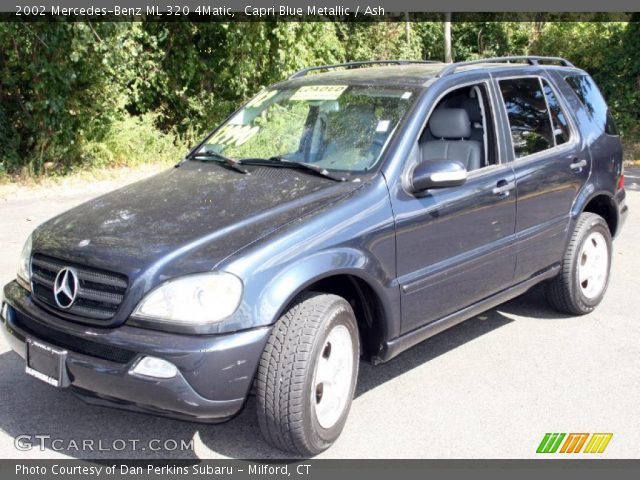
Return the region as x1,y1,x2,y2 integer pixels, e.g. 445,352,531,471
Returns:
0,113,197,186
0,114,197,199
81,113,194,169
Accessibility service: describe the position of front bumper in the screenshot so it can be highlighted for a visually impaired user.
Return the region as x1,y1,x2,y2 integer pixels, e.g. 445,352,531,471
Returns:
1,281,271,423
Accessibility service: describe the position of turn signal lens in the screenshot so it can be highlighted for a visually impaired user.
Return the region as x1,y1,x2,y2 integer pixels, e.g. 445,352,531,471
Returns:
129,356,178,379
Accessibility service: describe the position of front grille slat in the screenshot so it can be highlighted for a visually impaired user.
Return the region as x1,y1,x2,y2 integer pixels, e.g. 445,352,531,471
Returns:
75,270,128,289
31,257,65,274
68,304,118,320
30,254,128,324
77,287,123,305
31,272,54,288
32,256,127,289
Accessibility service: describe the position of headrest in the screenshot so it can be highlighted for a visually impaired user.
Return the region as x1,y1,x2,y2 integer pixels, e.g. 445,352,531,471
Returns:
462,98,482,124
429,108,471,139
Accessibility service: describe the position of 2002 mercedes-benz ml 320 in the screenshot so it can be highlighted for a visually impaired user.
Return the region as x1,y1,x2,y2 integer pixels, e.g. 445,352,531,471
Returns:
1,57,628,455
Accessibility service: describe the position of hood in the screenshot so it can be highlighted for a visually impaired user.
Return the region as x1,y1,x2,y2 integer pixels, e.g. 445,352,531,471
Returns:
33,161,363,283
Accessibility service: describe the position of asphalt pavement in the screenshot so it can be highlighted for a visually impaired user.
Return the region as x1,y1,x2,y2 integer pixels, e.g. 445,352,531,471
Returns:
0,168,638,459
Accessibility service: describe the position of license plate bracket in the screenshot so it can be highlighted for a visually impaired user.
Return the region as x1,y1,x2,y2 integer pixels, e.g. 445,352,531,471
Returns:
25,338,68,388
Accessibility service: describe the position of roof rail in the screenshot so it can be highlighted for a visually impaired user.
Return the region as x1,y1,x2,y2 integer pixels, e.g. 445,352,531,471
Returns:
289,60,441,79
437,56,575,77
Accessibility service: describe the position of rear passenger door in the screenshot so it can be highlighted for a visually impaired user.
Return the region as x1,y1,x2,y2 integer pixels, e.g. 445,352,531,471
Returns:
494,74,589,282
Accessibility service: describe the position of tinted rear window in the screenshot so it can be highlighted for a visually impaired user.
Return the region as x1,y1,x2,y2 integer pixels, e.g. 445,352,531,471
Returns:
565,75,618,135
499,77,554,158
542,79,571,146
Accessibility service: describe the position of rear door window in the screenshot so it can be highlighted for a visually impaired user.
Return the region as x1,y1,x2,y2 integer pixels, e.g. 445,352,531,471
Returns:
541,79,571,146
499,77,554,159
565,74,619,135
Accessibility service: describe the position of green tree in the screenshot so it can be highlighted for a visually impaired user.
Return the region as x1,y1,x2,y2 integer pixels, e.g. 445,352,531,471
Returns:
0,22,135,174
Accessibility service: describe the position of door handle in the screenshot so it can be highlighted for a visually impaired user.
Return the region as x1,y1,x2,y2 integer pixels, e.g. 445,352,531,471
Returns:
492,180,515,197
570,159,588,171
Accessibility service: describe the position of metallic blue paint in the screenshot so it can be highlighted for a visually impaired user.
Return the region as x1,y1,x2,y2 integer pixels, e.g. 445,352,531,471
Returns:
1,62,627,421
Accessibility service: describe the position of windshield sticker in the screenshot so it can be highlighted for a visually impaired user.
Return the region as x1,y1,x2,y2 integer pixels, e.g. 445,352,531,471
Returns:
246,90,278,109
401,91,412,100
376,120,391,132
228,111,247,125
291,85,348,101
210,124,260,147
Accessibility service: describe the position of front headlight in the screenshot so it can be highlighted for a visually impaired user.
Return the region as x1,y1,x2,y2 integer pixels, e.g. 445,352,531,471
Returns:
132,272,243,326
16,234,33,291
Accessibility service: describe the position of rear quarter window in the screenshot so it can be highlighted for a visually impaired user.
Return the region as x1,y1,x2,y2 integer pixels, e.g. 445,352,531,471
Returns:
565,74,619,136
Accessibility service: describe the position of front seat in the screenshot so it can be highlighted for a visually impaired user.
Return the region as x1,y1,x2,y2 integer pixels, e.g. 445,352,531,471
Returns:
462,98,485,143
462,97,486,167
420,108,481,171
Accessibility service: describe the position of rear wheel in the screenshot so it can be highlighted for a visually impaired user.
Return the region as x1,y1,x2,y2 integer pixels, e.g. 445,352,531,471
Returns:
546,212,612,315
256,292,359,456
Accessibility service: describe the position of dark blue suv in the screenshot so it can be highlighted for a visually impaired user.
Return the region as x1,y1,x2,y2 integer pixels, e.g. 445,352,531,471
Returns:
1,57,628,455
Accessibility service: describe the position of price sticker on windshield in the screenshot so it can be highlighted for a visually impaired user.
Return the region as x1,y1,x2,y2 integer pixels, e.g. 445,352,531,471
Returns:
291,85,348,101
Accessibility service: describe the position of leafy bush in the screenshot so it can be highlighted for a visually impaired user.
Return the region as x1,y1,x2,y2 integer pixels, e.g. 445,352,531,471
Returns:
0,23,135,175
1,19,639,178
81,114,192,169
530,20,638,136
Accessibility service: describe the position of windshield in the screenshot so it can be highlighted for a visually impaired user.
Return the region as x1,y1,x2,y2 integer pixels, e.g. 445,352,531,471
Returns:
194,84,416,172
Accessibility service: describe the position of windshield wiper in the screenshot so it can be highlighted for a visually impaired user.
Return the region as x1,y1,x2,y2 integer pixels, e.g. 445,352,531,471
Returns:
189,151,248,174
189,153,348,181
238,156,347,182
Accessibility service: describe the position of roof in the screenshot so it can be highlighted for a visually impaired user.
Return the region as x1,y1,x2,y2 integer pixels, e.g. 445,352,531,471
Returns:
278,57,584,89
282,63,446,89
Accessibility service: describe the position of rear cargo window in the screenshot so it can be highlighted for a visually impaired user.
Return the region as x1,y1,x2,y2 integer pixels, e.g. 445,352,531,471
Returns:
565,75,619,136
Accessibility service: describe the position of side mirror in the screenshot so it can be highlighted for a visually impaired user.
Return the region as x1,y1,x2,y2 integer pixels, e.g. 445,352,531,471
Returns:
409,159,468,193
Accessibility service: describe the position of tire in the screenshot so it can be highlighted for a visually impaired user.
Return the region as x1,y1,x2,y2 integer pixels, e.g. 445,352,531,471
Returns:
546,212,612,315
256,292,360,456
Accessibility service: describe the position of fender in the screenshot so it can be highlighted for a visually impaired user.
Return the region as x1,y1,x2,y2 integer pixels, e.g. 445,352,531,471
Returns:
571,185,615,220
571,184,618,235
217,175,400,335
251,247,400,336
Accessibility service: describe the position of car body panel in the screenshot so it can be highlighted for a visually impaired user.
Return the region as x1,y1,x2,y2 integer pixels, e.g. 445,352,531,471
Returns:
489,68,592,282
218,174,400,337
30,161,364,327
383,71,517,333
1,61,627,423
3,281,269,421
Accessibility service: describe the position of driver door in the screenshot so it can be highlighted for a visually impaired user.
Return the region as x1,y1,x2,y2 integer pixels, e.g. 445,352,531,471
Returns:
389,80,518,334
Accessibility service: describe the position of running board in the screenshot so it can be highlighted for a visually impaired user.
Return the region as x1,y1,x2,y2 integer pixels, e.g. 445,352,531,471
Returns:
374,265,560,364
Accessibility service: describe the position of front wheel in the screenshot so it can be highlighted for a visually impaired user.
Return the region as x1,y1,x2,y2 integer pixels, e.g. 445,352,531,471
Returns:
256,292,359,456
546,212,612,315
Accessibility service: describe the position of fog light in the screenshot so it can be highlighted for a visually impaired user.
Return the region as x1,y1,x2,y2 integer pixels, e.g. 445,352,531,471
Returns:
130,356,178,379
